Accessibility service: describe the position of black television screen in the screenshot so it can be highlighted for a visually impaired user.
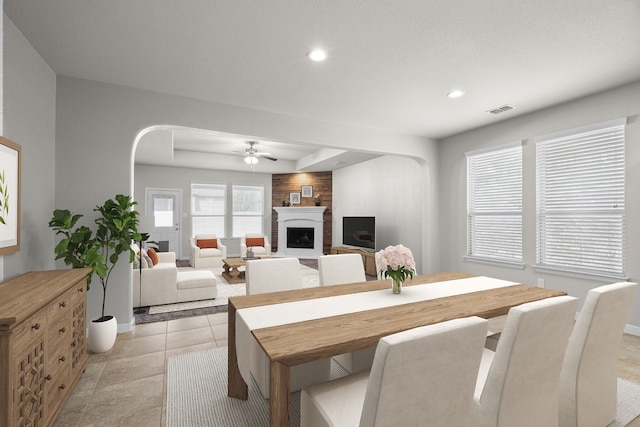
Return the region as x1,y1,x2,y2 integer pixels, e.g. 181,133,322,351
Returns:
342,216,375,250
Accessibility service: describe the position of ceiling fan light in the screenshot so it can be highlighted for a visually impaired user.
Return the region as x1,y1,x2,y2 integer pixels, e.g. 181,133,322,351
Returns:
245,156,258,165
307,49,327,62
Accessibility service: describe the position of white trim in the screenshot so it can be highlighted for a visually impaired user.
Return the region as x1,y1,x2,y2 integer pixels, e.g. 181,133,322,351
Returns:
465,140,523,157
624,323,640,337
533,264,628,283
535,117,627,143
464,256,525,269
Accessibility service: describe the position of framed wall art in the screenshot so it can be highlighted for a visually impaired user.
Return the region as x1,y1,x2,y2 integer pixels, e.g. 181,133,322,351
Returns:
0,136,21,255
301,185,313,198
290,192,301,205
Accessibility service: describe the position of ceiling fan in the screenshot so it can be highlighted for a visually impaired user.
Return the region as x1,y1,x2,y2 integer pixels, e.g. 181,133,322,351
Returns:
233,141,278,169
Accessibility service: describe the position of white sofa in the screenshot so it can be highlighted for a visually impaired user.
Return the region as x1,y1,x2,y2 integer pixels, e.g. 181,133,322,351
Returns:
132,246,218,307
190,234,226,268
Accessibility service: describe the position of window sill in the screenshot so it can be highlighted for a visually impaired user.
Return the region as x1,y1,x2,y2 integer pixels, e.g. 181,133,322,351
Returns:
533,265,628,283
463,256,525,270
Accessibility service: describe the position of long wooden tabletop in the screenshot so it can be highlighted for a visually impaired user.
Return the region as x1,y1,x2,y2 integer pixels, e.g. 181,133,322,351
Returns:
227,272,566,427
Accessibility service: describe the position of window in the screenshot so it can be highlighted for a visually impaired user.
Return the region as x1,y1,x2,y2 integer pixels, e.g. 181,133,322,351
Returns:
536,119,626,278
232,185,264,237
466,142,523,264
191,183,226,237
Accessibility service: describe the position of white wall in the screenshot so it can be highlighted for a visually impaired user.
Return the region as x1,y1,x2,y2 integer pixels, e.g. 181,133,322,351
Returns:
2,14,57,279
333,155,425,272
134,163,272,258
54,76,439,331
438,81,640,333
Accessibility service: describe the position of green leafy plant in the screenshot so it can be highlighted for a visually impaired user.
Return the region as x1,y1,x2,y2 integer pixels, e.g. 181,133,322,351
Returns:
49,194,141,321
0,170,9,225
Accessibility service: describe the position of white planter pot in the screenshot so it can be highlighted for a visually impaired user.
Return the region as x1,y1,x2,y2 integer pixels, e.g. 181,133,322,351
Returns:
88,315,117,353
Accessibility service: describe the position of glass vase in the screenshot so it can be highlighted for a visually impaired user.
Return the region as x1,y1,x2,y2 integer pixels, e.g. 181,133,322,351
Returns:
392,277,403,294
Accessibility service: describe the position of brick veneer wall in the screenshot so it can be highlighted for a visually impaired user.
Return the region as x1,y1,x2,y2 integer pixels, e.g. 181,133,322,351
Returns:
271,172,332,255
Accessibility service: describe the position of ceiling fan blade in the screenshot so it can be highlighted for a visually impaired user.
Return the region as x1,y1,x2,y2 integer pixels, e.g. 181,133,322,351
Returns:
260,155,278,161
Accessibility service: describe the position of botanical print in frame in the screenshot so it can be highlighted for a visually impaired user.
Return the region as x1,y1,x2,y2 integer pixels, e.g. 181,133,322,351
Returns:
290,192,301,205
301,185,313,198
0,136,21,255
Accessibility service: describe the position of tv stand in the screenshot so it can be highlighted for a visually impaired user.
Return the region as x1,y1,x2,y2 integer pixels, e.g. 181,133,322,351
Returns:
330,246,377,276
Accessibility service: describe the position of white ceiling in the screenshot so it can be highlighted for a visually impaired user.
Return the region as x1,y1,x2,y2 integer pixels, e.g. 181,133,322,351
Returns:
5,0,640,172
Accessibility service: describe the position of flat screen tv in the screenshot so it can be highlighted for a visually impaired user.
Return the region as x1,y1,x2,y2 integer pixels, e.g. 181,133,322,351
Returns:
342,216,375,250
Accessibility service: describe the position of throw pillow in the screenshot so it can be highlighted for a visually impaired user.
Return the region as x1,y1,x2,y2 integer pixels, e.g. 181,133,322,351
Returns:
141,249,153,268
197,239,218,249
133,255,141,270
246,237,264,247
147,247,159,266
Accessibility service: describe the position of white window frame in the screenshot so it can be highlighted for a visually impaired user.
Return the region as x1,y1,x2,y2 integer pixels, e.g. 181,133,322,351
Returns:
465,141,523,267
535,118,626,280
191,183,226,238
232,184,265,237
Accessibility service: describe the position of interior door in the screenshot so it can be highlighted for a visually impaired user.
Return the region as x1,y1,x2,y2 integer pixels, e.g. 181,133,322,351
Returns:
145,188,182,258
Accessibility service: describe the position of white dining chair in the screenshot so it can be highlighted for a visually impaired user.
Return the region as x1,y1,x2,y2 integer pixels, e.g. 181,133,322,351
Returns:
318,253,376,374
245,257,331,399
559,281,638,427
472,295,579,427
301,316,489,427
318,253,366,286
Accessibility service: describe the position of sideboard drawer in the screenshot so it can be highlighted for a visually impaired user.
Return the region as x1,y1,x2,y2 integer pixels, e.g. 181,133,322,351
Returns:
48,291,72,321
14,310,47,352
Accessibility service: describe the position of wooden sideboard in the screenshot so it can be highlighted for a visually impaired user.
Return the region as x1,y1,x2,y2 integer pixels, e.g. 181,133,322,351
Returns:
330,246,377,276
0,268,90,427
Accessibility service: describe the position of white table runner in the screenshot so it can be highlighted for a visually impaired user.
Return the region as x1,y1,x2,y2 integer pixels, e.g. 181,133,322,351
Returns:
235,275,517,384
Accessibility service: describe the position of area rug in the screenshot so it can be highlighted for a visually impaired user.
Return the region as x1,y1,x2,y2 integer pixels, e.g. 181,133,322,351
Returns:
166,347,640,427
166,346,348,427
134,264,320,324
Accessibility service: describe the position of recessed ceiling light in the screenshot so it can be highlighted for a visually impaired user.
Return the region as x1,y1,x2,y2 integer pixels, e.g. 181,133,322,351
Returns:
307,49,327,62
447,90,465,98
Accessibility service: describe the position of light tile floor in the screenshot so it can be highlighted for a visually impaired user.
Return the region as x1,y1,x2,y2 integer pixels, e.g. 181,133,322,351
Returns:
54,312,640,427
54,312,228,427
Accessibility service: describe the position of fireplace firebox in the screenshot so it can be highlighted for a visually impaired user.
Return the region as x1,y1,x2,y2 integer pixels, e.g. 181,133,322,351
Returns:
287,227,314,249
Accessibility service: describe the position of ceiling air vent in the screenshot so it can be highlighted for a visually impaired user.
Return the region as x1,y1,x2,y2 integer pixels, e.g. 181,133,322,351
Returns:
487,105,515,115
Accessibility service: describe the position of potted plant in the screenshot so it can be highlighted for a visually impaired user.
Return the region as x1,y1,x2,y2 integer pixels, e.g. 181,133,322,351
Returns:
49,194,141,353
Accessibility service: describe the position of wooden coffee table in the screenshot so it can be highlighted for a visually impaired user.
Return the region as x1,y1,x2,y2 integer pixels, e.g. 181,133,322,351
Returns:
222,257,269,284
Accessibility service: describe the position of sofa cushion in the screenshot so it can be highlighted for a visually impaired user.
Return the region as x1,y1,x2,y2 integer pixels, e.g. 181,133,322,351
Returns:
246,237,264,247
197,238,218,249
177,270,217,290
200,248,222,258
147,247,159,266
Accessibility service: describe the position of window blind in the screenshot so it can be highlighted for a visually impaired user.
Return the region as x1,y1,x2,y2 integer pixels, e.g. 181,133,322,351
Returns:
467,143,523,263
536,119,626,278
232,185,264,237
191,183,226,237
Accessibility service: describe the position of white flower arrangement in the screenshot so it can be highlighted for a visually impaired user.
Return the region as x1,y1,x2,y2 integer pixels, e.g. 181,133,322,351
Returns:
375,244,416,282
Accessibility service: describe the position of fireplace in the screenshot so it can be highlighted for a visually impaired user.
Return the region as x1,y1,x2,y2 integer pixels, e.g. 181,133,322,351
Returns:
287,227,314,249
273,206,327,258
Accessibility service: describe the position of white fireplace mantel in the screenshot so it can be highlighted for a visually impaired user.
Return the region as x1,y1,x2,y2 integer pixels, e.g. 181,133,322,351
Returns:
273,207,327,258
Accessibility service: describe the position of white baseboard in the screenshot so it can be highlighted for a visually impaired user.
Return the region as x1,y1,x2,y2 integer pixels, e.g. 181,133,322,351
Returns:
624,323,640,337
118,317,135,333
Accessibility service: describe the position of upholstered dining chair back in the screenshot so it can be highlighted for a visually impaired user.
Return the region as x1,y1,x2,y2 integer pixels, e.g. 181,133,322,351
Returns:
317,253,374,374
473,295,579,427
318,254,366,286
301,316,489,427
559,281,638,427
245,257,302,294
245,257,331,399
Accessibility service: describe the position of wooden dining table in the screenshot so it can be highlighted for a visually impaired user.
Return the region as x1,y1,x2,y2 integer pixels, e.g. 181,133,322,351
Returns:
227,271,566,427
